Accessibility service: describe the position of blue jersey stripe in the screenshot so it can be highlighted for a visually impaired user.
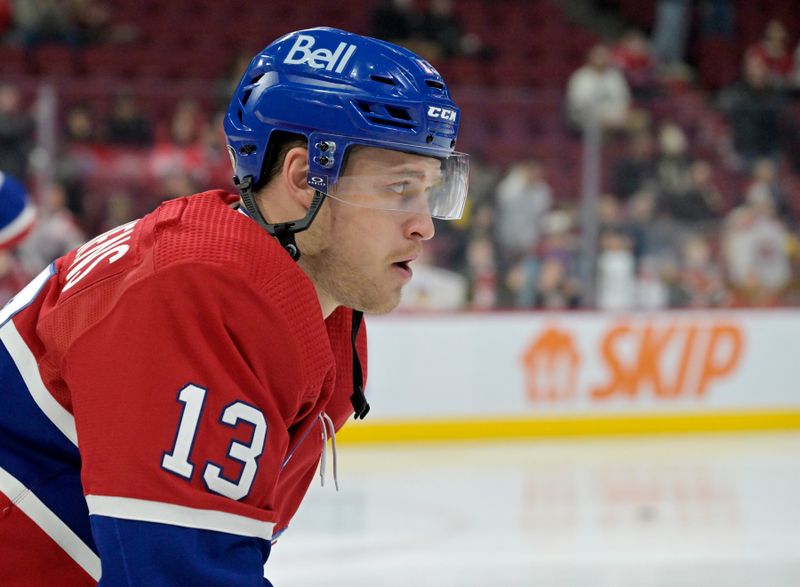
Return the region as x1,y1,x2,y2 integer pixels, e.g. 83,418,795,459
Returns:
0,341,96,555
91,516,273,586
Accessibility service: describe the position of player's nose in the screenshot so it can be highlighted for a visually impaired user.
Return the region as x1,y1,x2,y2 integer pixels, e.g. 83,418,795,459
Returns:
406,212,435,241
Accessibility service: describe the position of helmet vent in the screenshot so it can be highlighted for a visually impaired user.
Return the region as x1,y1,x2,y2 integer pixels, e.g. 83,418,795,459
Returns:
366,116,415,129
241,89,253,105
355,101,416,130
425,79,445,90
370,74,397,86
385,106,411,120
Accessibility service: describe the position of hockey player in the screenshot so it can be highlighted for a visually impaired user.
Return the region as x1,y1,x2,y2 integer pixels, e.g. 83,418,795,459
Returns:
0,171,36,252
0,27,468,585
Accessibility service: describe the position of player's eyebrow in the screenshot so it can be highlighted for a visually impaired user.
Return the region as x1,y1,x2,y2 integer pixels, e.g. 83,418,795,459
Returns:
386,166,442,180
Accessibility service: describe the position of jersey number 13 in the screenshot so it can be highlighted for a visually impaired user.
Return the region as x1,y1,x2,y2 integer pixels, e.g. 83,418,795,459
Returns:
161,384,266,501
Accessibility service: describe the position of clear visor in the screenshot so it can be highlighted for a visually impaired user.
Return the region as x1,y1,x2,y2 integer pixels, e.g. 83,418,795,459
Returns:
316,151,469,220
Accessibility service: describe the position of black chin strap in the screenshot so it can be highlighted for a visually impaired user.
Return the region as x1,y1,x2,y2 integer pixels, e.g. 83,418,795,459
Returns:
350,310,370,419
234,174,325,261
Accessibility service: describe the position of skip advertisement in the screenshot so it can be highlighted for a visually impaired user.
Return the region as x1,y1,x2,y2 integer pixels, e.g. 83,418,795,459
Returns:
341,310,800,441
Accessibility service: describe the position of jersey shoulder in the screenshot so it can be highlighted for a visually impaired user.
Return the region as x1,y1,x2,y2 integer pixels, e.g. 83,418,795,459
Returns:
36,191,321,370
152,190,301,294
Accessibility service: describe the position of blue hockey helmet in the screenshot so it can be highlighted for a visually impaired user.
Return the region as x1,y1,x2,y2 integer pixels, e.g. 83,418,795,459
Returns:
224,26,468,237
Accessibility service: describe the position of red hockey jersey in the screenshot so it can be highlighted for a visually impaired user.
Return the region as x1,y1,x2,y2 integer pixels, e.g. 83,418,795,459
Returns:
0,190,366,585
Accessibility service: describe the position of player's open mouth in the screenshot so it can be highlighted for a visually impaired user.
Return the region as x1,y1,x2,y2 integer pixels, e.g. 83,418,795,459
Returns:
392,260,413,278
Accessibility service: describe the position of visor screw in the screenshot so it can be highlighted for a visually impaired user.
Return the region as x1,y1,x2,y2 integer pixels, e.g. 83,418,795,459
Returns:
425,135,434,144
319,155,329,166
318,141,329,152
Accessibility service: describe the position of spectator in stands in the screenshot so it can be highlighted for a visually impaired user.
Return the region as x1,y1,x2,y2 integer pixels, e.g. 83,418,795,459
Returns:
744,19,794,89
167,99,203,147
371,0,417,47
745,158,794,226
64,104,97,143
465,233,498,309
17,181,86,275
654,123,694,216
623,189,680,281
596,229,636,309
463,196,496,298
503,201,569,308
624,190,658,262
533,258,580,309
566,44,632,133
98,188,136,233
669,159,724,224
597,194,625,233
722,197,791,306
0,82,35,179
611,29,658,100
418,0,484,60
635,255,669,309
104,90,153,146
71,0,114,45
195,111,238,190
717,54,789,168
494,160,553,266
9,0,76,46
677,233,728,307
651,0,692,72
532,210,580,309
612,130,656,201
54,147,87,221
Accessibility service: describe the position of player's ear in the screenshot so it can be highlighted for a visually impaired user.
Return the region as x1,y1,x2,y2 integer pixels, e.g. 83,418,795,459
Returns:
281,147,314,210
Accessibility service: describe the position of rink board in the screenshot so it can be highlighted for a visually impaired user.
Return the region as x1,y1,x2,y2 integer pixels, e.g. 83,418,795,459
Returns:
340,309,800,442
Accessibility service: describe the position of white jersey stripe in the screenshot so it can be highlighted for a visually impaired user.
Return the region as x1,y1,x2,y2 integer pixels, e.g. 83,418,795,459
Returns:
0,263,55,327
0,465,101,581
86,495,275,541
0,319,79,447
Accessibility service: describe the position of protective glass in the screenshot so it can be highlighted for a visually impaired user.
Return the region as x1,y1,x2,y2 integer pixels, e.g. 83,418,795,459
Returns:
311,150,469,220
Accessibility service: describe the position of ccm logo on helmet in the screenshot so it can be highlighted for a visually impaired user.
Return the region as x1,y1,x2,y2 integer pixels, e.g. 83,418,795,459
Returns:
283,34,357,73
427,106,457,122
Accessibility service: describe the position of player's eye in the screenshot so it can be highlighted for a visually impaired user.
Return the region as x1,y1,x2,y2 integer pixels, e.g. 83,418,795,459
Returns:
386,182,409,195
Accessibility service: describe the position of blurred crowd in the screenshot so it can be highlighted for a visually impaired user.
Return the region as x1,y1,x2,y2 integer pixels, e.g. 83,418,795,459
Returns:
1,0,800,311
0,0,136,47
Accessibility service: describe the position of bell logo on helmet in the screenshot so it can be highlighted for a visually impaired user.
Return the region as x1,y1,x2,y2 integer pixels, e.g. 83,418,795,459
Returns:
427,106,457,122
283,34,357,73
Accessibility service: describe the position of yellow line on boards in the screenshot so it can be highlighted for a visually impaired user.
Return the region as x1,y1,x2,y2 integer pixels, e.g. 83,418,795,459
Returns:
335,411,800,444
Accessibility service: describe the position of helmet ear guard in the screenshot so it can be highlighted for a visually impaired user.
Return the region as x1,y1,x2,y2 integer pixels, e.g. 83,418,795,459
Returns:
234,174,325,261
